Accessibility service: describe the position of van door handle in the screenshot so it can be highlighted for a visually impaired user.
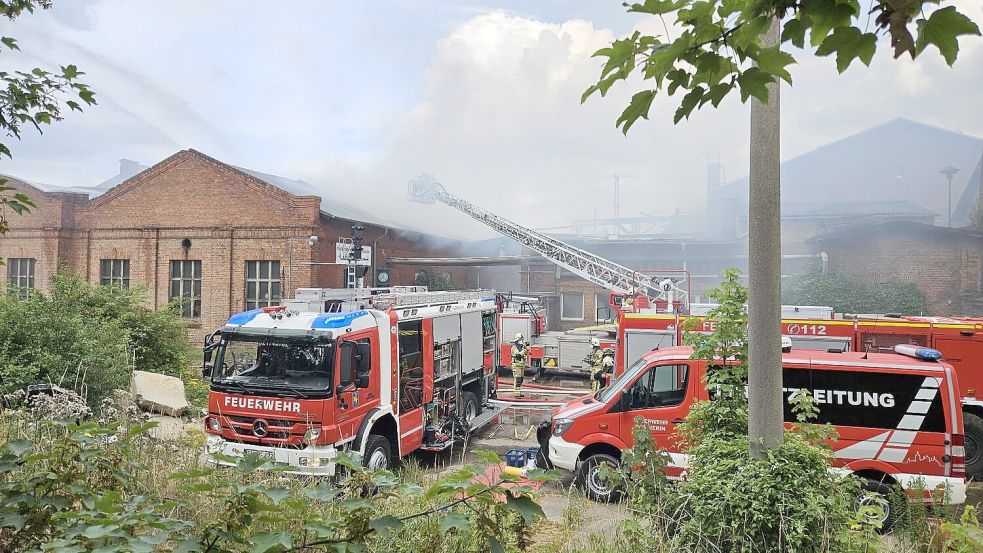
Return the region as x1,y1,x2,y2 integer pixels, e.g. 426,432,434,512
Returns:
671,418,684,424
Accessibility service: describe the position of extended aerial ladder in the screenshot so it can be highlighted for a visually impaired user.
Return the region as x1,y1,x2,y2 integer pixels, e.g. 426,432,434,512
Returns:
408,174,689,313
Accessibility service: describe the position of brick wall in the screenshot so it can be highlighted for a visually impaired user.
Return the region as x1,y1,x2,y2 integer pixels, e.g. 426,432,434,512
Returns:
817,225,983,315
0,149,471,343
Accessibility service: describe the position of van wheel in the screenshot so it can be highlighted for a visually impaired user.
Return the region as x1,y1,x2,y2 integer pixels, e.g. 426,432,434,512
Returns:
362,434,392,471
856,479,903,533
576,453,622,502
461,391,480,423
963,413,983,478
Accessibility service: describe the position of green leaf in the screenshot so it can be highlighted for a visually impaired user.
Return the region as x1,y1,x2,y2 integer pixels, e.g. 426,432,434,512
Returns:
673,86,704,124
303,483,343,502
261,487,292,505
249,531,291,553
438,512,470,535
94,491,122,514
915,6,981,66
804,0,858,48
627,0,685,15
616,90,655,134
127,420,160,437
489,537,506,553
735,67,772,103
62,64,78,79
701,81,734,108
4,440,33,456
83,524,121,539
505,492,545,524
473,450,501,465
781,18,807,49
369,515,403,537
816,27,878,73
754,46,796,84
1,37,17,51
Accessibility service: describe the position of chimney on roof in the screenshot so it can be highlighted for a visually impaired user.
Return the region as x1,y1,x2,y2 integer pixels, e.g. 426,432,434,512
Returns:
119,159,142,179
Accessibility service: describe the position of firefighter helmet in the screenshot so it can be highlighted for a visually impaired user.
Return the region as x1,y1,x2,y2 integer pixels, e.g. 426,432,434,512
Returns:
602,356,614,368
515,333,525,342
590,337,600,347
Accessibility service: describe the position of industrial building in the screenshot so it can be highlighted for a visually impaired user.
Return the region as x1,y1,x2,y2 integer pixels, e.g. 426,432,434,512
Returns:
0,149,467,340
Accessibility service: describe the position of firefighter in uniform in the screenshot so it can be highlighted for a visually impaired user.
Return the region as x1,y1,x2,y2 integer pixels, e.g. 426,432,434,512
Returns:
586,337,604,393
601,347,615,389
511,333,528,398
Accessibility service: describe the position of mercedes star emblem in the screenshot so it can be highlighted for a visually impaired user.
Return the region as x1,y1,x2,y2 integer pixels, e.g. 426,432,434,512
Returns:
252,419,269,438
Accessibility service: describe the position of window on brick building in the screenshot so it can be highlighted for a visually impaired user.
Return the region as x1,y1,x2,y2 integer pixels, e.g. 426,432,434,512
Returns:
170,260,201,318
560,291,584,321
245,260,281,310
100,259,130,288
6,258,35,299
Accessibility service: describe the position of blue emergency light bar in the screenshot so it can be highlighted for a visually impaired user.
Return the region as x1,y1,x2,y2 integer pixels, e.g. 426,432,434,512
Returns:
893,344,943,361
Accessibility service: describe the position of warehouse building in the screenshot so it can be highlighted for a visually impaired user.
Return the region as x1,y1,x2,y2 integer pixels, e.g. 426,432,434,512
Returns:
0,149,467,340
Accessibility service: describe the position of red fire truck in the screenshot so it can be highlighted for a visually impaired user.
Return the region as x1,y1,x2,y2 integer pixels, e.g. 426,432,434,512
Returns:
615,311,983,477
496,295,615,376
540,342,967,528
201,287,504,475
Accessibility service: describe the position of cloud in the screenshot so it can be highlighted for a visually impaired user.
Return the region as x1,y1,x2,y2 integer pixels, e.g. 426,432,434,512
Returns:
0,3,979,241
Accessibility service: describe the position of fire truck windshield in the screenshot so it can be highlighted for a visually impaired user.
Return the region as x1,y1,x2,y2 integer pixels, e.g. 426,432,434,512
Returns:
212,335,334,395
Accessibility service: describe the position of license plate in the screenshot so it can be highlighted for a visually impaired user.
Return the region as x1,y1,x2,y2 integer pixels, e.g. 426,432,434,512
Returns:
246,449,274,459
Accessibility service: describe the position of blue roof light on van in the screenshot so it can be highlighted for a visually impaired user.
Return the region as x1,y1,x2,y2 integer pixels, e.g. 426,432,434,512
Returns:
894,344,943,361
311,311,368,329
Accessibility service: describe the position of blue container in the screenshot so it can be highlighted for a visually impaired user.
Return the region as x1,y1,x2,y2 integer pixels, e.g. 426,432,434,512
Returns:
525,446,540,465
505,449,526,468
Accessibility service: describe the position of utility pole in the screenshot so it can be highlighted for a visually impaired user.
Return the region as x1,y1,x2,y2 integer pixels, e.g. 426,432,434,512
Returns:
747,18,784,460
940,166,960,227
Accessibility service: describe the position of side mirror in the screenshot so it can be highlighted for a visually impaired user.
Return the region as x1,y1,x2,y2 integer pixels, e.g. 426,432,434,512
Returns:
355,373,370,389
202,364,212,378
356,342,371,374
203,332,220,378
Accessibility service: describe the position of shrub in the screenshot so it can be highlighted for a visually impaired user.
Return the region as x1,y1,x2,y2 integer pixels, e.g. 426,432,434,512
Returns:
782,272,927,315
0,274,191,407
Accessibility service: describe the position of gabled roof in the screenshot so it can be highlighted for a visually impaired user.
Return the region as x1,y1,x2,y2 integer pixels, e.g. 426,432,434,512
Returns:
87,149,316,211
807,221,983,244
713,118,983,217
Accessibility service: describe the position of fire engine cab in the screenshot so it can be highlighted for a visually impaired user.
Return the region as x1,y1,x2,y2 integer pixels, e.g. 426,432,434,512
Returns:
202,287,503,475
541,342,966,528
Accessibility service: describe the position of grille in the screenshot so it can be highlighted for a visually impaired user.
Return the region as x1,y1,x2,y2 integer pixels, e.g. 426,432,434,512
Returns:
227,415,300,427
233,426,289,440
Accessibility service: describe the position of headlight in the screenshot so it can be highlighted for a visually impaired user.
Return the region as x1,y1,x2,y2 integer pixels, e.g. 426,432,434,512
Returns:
552,418,574,437
304,428,322,444
206,416,221,432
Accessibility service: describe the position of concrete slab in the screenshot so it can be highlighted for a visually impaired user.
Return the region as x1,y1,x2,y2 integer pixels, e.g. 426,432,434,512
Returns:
131,371,189,417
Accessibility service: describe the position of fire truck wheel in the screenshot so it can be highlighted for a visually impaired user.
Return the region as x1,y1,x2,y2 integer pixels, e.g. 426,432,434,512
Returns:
576,453,622,502
856,478,903,533
963,413,983,477
461,391,481,422
362,434,392,471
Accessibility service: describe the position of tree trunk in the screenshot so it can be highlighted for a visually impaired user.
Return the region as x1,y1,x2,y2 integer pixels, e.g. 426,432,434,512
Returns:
747,17,784,460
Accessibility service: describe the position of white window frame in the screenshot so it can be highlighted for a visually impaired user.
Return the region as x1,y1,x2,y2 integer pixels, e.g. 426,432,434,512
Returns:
560,291,585,321
245,260,282,310
169,260,202,319
100,259,130,288
346,265,364,289
6,258,35,299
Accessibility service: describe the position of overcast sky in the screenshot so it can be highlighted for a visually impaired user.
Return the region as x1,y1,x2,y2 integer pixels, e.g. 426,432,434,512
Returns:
1,0,982,238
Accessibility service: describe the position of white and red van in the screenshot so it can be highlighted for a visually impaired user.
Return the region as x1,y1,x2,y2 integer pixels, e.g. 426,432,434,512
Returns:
539,343,967,525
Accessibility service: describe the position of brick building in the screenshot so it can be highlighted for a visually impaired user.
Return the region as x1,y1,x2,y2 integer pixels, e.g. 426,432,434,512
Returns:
808,222,983,315
0,149,467,340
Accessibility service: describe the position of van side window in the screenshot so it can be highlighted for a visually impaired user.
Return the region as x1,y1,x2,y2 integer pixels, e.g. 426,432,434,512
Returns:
627,364,689,410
